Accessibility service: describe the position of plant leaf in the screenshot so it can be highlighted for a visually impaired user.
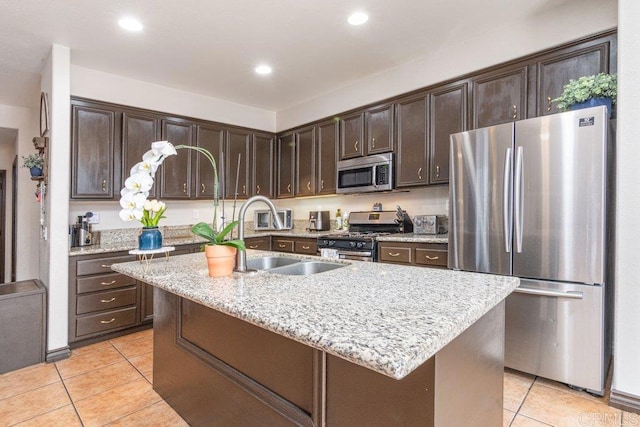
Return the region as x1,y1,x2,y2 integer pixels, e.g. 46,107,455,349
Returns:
219,239,246,251
215,221,239,243
191,222,217,241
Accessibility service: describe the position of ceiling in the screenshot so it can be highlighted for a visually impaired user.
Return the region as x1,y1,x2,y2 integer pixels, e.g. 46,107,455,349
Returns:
0,0,603,112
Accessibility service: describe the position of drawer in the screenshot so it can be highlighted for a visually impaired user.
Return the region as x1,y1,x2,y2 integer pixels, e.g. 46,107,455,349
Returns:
273,239,294,253
76,273,136,294
415,249,448,267
294,240,317,255
76,287,137,315
76,254,136,276
246,238,271,251
378,246,412,264
76,306,137,337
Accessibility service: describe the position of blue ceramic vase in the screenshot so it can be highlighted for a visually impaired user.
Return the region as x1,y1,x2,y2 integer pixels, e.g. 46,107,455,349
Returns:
569,97,612,117
30,167,43,177
139,227,162,250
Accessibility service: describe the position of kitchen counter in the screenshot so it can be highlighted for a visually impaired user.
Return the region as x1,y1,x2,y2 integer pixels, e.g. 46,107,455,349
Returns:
112,250,516,379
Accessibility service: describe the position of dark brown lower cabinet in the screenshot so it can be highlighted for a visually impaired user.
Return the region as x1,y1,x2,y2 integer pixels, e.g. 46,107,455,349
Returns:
244,236,272,251
377,242,448,268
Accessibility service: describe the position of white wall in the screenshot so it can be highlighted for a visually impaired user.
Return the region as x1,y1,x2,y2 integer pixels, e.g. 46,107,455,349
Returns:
71,66,276,132
0,105,39,281
613,0,640,401
0,132,17,281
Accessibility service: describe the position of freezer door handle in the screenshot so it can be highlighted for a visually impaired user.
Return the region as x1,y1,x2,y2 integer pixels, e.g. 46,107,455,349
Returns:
503,147,513,253
514,146,524,253
514,287,584,299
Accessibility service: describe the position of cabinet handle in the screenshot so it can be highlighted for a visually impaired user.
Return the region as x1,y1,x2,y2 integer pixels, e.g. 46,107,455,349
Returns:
436,165,440,178
371,137,375,148
100,280,116,286
201,183,206,193
387,252,401,257
302,245,310,250
101,180,107,192
278,244,286,248
256,185,260,194
321,180,324,190
425,255,440,260
512,105,518,119
100,318,116,324
242,185,246,194
354,140,359,152
287,184,291,193
418,167,423,180
547,96,552,112
307,181,311,191
183,183,187,193
100,264,111,268
100,298,116,303
248,244,259,249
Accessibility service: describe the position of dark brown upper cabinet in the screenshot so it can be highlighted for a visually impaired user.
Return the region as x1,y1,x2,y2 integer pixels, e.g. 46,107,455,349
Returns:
472,66,528,129
225,129,251,200
195,124,224,200
395,93,428,188
252,132,275,198
339,111,364,160
365,103,394,155
160,119,193,199
316,119,339,195
429,82,469,184
71,102,121,199
296,126,316,197
122,111,161,199
276,133,296,199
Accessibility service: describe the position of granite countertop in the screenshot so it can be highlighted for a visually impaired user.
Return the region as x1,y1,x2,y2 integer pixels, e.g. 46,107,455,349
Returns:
111,250,517,380
376,233,448,244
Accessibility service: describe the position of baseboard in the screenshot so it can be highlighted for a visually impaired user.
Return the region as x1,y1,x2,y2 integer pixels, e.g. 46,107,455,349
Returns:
45,346,71,363
610,389,640,414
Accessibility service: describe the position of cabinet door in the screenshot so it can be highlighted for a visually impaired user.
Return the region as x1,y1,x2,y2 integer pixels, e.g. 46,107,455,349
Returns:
252,132,275,198
430,82,468,184
277,133,296,199
472,66,528,128
140,283,154,323
195,124,224,199
340,112,364,159
226,129,251,199
71,104,120,199
160,120,193,199
296,126,316,197
122,112,161,199
317,120,339,195
396,94,428,188
366,103,394,154
535,40,613,116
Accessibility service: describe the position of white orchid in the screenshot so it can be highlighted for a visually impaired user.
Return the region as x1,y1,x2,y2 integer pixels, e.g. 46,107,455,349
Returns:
124,172,154,193
130,160,160,176
119,207,144,221
151,140,178,157
119,191,147,210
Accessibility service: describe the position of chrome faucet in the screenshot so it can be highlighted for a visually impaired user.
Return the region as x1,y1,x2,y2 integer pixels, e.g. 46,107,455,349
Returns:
235,195,284,272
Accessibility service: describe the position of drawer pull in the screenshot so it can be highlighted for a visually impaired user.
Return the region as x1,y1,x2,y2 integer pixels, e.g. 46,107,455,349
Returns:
256,184,260,194
100,298,116,303
101,264,111,268
425,255,440,260
307,181,311,191
278,244,286,248
100,280,117,286
287,184,291,193
201,183,206,193
354,140,359,152
388,252,401,257
100,318,116,324
417,167,422,180
302,245,310,250
547,96,552,112
248,245,259,249
321,180,324,190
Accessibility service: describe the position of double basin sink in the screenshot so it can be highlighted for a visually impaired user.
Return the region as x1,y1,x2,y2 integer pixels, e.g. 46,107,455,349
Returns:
246,256,347,276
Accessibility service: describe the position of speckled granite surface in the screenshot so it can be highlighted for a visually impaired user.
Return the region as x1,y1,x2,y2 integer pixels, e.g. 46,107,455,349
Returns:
376,233,449,244
112,250,517,380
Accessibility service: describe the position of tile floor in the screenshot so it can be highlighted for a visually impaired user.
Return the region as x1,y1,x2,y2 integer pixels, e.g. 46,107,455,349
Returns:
0,329,638,426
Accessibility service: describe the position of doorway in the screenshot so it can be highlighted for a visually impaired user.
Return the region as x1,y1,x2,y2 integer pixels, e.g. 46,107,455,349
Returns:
11,156,17,282
0,169,5,283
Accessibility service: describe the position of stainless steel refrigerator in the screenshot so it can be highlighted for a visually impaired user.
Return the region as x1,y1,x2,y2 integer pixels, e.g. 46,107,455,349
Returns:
448,106,612,395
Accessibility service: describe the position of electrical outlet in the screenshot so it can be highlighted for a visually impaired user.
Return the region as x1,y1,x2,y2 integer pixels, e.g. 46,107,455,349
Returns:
88,213,100,224
193,210,199,219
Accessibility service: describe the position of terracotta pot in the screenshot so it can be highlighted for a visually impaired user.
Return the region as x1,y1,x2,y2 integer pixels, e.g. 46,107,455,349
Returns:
204,245,237,277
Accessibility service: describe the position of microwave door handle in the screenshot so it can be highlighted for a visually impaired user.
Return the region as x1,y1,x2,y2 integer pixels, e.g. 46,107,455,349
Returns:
372,165,377,188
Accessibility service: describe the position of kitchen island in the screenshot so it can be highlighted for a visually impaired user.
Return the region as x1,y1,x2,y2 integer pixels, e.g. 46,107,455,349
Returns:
112,250,518,426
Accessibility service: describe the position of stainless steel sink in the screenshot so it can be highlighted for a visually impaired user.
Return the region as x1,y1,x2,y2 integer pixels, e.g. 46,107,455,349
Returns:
268,261,346,276
246,256,301,270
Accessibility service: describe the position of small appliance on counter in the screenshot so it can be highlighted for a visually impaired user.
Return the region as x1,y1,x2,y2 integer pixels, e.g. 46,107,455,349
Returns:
308,210,330,231
70,212,93,247
413,215,448,234
254,209,293,231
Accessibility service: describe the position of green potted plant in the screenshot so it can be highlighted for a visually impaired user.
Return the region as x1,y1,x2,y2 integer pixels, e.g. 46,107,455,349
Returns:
553,73,617,116
191,221,246,277
22,154,44,177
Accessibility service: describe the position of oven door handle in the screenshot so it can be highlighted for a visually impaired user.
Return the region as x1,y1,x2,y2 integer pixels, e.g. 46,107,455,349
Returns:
322,250,373,258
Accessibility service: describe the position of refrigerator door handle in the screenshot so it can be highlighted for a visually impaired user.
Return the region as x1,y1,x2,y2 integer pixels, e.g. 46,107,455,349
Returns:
503,148,513,253
514,287,584,299
514,146,524,253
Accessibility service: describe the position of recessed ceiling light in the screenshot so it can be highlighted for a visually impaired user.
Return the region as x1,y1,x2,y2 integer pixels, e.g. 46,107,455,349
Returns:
348,12,368,26
118,17,143,32
255,65,272,75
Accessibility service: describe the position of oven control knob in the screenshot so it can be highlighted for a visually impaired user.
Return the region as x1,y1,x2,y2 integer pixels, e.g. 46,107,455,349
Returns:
356,242,365,248
328,240,335,246
349,241,357,248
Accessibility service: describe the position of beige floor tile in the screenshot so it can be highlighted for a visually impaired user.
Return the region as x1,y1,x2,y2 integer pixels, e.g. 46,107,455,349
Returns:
0,363,60,400
14,404,82,426
520,383,622,426
0,382,71,426
70,340,113,357
112,332,153,359
511,414,553,426
105,400,189,426
504,369,535,412
504,409,516,426
64,360,143,402
144,371,154,384
110,328,152,347
129,351,153,377
74,377,162,426
55,344,126,379
623,411,640,426
534,376,609,404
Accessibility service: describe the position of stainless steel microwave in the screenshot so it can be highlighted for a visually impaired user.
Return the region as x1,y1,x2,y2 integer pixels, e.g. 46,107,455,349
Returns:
336,153,394,194
254,209,293,230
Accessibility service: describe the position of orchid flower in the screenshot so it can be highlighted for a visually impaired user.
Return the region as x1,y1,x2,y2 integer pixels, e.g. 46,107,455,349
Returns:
124,172,154,193
119,191,147,210
119,207,144,221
